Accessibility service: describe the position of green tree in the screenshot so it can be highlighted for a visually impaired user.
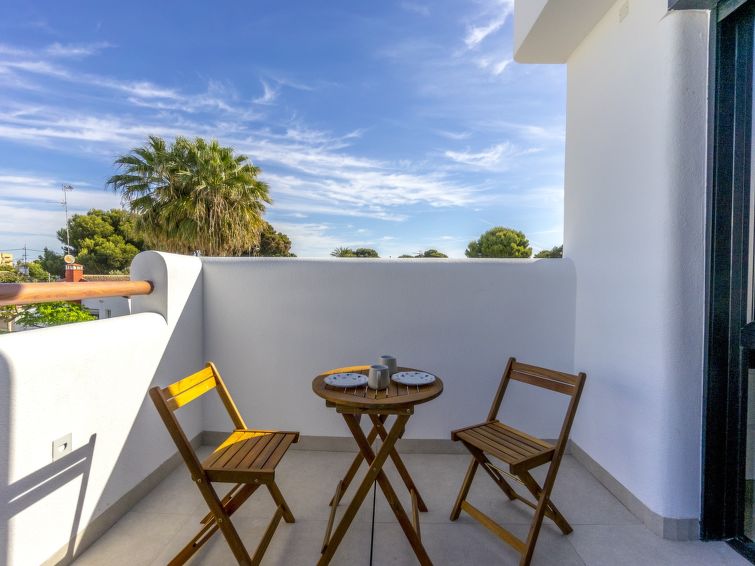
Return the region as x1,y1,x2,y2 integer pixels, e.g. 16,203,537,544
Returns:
0,265,22,331
465,227,532,258
15,302,95,328
331,247,356,257
354,248,379,258
38,247,66,278
108,135,271,256
418,249,448,258
253,222,295,257
0,264,21,283
53,209,144,274
534,245,563,258
330,247,380,258
25,261,51,281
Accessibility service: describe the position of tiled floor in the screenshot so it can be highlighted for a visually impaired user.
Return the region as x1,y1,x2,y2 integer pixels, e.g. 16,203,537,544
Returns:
73,447,748,565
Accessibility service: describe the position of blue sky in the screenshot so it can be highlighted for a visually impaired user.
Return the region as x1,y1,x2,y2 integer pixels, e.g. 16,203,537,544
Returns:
0,0,565,258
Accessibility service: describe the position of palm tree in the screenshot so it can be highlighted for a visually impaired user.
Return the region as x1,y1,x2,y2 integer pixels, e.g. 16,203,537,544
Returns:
108,136,271,256
331,247,356,257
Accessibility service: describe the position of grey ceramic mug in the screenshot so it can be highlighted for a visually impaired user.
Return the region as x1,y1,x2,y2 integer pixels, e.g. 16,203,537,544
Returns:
368,364,390,390
379,355,397,376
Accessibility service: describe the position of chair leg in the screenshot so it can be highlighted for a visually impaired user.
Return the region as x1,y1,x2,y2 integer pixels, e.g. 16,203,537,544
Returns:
267,480,296,523
519,486,551,566
518,471,572,535
196,481,252,565
519,460,567,566
250,507,284,566
450,456,479,520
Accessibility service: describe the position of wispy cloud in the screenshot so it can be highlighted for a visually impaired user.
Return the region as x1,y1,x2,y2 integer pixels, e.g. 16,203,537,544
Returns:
254,79,279,105
463,0,514,49
444,141,537,170
401,2,431,17
476,56,512,76
435,129,471,140
464,16,507,49
45,42,112,58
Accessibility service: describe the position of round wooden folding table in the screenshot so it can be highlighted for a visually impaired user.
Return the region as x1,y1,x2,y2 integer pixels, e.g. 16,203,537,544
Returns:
312,365,444,566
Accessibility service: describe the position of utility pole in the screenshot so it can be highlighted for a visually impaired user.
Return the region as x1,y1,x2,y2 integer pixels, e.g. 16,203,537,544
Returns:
62,184,74,254
18,243,29,276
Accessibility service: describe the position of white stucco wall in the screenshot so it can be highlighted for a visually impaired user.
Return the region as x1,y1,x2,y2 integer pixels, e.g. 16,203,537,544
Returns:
201,258,577,440
564,0,709,521
0,252,203,566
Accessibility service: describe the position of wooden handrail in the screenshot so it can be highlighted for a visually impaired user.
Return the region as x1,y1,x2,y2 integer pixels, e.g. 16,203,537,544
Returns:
0,280,154,307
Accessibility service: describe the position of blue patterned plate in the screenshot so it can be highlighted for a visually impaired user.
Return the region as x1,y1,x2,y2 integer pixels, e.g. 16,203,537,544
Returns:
392,371,436,386
324,373,368,388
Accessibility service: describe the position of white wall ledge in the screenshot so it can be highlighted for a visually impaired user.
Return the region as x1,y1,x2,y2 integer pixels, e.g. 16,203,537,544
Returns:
514,0,616,63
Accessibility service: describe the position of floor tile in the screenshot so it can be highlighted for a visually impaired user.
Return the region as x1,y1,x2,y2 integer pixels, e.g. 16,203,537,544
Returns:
568,525,749,566
73,511,192,566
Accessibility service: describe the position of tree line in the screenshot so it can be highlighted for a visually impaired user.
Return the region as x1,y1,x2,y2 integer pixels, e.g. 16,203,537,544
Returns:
31,136,562,277
328,229,562,259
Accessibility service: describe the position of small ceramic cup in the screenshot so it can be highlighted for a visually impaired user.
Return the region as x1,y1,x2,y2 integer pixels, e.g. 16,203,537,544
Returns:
379,355,398,376
368,364,390,390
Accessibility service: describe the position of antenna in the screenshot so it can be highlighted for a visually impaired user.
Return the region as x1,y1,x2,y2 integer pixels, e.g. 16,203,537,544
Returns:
61,184,74,254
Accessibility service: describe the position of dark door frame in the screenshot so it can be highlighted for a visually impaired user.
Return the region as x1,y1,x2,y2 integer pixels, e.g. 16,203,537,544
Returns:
703,1,755,559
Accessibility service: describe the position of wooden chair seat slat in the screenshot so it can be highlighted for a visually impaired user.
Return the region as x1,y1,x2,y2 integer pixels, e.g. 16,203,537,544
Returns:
480,424,545,456
450,357,586,566
489,421,554,451
239,433,277,469
226,434,267,468
202,431,301,479
469,425,539,459
149,362,298,565
458,430,525,465
457,426,555,472
261,433,297,471
204,430,247,468
253,433,286,470
212,435,255,469
490,421,553,451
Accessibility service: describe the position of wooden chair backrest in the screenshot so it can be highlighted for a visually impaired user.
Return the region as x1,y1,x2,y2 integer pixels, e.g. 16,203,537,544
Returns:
149,362,247,478
487,357,586,452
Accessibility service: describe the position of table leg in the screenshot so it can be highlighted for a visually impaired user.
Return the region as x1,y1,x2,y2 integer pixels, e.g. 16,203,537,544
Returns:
369,414,429,512
329,415,386,507
319,413,432,566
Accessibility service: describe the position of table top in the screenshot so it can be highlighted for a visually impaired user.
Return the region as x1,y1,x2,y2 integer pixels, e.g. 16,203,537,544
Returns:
312,365,443,411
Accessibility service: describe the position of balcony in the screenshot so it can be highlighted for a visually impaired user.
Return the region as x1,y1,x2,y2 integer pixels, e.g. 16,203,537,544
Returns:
0,252,743,565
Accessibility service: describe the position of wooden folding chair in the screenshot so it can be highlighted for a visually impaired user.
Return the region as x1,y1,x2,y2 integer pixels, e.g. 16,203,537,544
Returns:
449,357,586,566
149,362,299,566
